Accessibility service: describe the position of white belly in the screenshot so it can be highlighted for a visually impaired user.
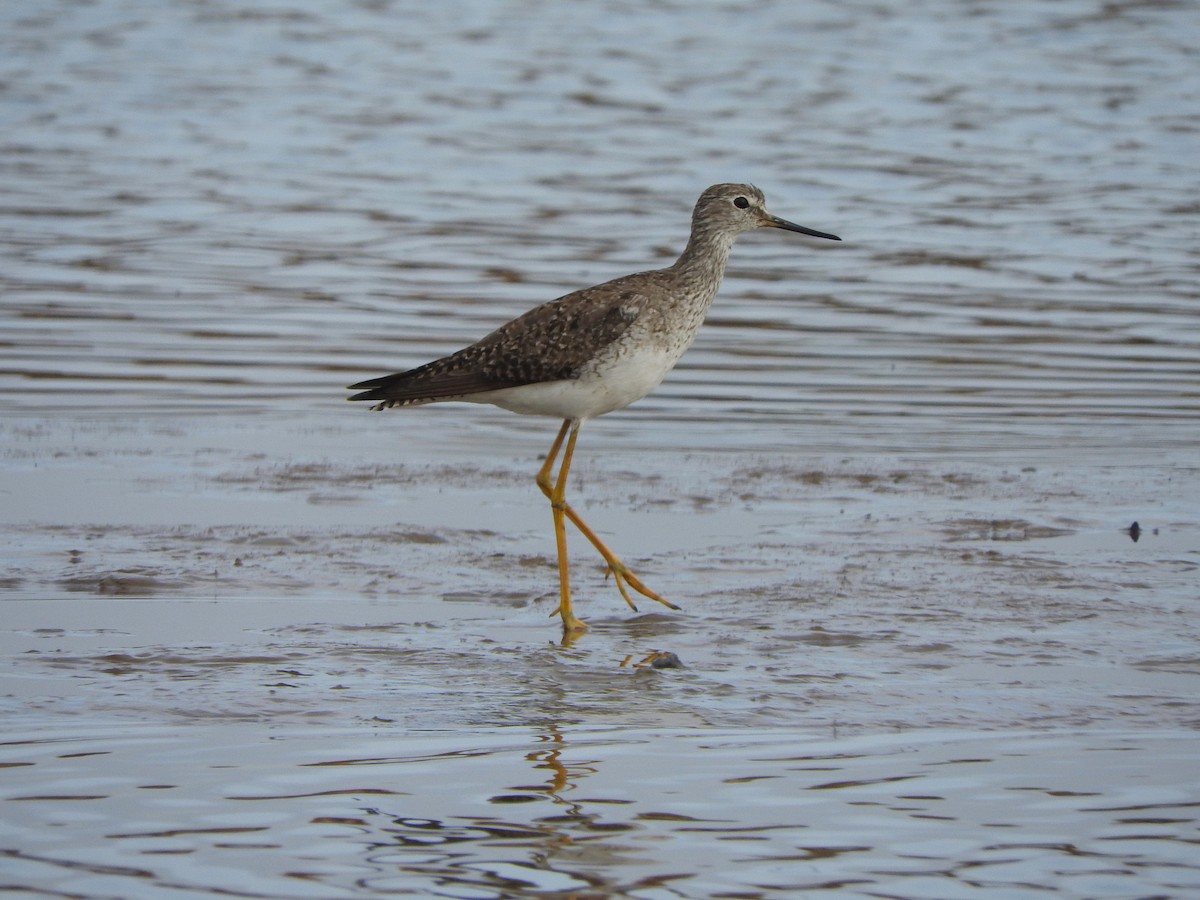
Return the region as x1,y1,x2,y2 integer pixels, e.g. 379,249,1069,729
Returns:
467,341,679,421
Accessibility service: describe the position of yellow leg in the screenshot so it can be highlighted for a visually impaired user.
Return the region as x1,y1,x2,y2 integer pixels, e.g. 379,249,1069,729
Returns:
535,420,679,635
560,502,679,613
537,421,586,636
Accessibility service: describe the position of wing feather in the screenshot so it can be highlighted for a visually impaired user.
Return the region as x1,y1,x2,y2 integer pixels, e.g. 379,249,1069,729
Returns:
347,270,664,408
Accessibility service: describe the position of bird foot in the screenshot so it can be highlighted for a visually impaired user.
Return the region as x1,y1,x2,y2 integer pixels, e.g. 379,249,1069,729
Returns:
550,603,588,638
605,563,680,612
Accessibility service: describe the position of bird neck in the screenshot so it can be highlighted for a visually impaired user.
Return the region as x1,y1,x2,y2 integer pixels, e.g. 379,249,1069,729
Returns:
670,225,737,304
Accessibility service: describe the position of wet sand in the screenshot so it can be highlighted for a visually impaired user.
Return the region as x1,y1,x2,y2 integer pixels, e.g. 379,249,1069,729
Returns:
3,416,1199,896
5,414,1198,732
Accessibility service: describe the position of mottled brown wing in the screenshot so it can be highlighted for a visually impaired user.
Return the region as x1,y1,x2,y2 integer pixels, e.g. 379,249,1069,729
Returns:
347,272,660,408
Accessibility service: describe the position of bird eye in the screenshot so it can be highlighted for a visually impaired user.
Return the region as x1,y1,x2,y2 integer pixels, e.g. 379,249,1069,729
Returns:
733,196,750,209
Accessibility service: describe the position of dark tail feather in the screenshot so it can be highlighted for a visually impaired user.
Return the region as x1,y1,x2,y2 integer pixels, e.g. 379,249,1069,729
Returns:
346,367,506,406
346,371,404,403
345,369,427,406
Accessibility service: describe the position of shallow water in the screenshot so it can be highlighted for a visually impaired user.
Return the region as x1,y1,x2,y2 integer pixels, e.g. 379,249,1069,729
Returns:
4,723,1197,898
3,0,1197,453
2,0,1199,897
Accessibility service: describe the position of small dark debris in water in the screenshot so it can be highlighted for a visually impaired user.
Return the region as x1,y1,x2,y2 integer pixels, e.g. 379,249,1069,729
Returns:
620,650,684,670
650,651,683,669
1127,521,1141,542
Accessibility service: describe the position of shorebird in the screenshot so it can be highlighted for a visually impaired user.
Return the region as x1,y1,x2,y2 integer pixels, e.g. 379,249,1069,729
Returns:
348,183,839,636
